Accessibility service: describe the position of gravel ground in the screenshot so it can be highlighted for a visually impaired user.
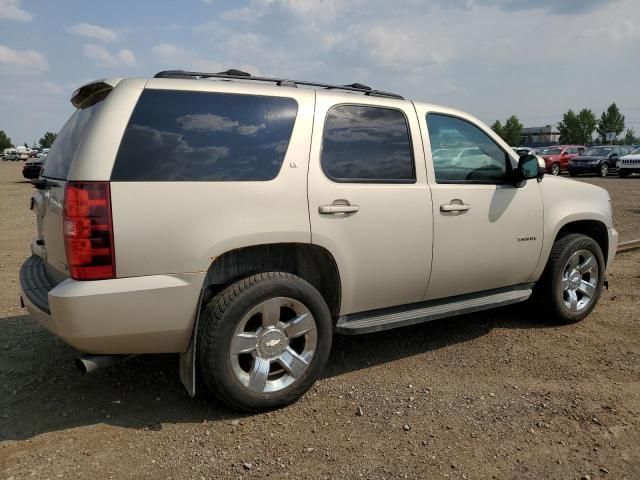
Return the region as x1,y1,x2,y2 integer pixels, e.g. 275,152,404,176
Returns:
1,162,639,479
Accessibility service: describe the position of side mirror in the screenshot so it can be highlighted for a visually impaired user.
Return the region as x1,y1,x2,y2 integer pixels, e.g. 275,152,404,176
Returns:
516,154,542,184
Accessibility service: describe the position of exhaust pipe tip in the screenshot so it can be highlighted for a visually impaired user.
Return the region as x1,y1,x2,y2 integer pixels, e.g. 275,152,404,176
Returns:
75,354,134,374
75,357,91,374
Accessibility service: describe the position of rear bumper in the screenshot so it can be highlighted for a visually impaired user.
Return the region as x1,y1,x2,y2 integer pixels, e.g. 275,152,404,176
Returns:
19,255,204,354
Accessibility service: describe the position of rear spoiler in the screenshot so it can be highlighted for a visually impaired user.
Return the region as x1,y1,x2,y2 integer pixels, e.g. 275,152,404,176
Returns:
70,78,121,108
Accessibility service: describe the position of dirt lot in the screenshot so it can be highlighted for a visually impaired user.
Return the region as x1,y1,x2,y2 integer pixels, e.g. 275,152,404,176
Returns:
1,162,639,479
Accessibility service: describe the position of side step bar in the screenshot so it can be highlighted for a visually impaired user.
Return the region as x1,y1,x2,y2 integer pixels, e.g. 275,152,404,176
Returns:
335,284,534,335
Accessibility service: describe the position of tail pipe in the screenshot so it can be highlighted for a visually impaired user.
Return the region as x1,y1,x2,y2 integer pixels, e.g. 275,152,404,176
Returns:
75,354,135,374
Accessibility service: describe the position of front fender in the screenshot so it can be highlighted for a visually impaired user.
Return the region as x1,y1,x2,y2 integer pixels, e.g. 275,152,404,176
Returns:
529,177,612,281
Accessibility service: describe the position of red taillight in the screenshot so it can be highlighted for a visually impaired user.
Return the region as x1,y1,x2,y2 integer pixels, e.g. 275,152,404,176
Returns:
63,181,115,280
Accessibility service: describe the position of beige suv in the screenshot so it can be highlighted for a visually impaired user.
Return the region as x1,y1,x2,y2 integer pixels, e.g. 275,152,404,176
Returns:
19,70,618,410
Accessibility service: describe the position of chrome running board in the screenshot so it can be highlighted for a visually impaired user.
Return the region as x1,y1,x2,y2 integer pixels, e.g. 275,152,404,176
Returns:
335,284,533,335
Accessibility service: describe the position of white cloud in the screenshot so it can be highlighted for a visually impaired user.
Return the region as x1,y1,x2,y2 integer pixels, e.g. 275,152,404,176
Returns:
68,23,118,43
151,43,225,72
83,44,136,67
0,0,32,22
176,113,265,135
41,81,64,95
0,44,48,72
220,7,254,22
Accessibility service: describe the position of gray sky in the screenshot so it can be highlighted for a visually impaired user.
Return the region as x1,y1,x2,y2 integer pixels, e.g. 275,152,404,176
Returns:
1,0,639,145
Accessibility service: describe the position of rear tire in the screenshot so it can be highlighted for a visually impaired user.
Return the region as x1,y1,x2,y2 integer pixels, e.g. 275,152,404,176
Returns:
197,272,333,411
533,234,605,324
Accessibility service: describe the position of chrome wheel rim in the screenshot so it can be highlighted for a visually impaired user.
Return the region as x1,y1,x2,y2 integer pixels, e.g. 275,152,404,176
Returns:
230,297,317,393
551,164,560,175
561,249,599,312
600,164,609,176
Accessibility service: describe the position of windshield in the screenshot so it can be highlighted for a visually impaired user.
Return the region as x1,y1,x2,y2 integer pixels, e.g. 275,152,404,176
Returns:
584,147,612,157
631,147,640,155
538,147,562,155
42,95,106,180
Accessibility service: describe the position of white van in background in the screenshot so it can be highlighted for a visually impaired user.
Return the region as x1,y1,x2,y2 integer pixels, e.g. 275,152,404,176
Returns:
16,146,31,160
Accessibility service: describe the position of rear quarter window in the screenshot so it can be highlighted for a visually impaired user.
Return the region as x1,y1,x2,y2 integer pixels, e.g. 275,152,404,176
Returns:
111,90,298,181
42,95,106,180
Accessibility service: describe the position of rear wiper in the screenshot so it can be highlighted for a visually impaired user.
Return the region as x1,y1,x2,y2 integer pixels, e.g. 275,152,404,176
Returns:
31,178,60,190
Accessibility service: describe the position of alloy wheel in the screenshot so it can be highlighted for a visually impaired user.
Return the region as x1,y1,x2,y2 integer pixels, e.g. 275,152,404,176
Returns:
229,297,317,393
561,249,599,313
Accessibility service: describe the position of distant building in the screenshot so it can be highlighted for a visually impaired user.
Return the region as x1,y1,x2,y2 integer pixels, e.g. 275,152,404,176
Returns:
520,126,560,147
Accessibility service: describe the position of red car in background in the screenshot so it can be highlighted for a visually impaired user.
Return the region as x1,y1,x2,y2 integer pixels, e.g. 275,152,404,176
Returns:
537,145,585,175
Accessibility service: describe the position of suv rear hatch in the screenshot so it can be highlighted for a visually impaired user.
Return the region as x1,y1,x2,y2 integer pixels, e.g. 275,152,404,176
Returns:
33,81,115,282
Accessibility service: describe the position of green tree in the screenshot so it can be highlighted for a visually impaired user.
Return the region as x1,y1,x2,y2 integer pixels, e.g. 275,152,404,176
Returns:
503,115,523,146
575,109,597,145
558,109,578,144
624,128,636,145
597,102,625,141
491,120,504,139
558,108,597,144
38,131,57,149
0,130,12,150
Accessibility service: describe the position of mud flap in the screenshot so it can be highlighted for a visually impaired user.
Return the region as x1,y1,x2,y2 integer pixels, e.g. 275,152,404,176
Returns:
179,288,204,398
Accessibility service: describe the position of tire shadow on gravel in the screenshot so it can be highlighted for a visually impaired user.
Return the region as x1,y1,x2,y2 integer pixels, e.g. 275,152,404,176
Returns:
0,305,549,441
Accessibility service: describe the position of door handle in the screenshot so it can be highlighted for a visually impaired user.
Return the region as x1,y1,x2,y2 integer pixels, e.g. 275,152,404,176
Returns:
318,204,359,214
440,203,470,213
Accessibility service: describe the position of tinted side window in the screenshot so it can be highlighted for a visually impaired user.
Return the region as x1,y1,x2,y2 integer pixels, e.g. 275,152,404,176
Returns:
426,113,509,183
321,105,414,183
43,95,106,180
111,90,298,181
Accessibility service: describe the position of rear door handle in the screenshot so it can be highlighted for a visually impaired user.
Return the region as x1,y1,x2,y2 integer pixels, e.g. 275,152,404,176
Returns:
440,203,470,213
319,204,359,214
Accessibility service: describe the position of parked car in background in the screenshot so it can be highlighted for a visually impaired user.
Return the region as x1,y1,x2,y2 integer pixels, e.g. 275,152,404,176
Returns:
4,148,18,161
537,145,585,175
618,147,640,177
19,72,617,411
22,155,46,180
569,146,634,177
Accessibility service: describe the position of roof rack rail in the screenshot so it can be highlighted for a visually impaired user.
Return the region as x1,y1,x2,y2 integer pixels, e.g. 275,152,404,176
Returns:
153,70,404,100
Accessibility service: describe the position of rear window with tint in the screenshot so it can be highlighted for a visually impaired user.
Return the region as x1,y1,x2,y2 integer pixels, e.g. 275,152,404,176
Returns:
111,90,298,181
42,96,106,180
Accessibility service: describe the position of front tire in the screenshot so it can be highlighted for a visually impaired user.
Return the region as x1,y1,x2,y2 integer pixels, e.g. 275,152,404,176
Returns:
599,162,609,177
197,272,333,411
533,234,605,324
550,163,560,176
618,170,629,178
